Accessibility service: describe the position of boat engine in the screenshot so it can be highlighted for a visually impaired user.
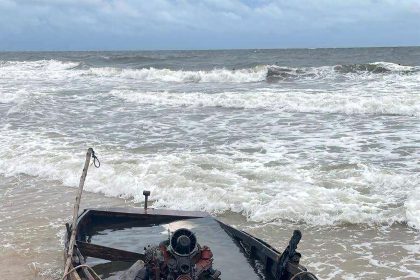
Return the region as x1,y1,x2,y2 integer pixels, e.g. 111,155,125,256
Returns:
139,228,221,280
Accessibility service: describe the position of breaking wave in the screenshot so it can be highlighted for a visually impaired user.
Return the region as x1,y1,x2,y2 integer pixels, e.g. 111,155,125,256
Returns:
0,59,80,71
84,66,268,83
84,62,420,83
1,57,419,229
0,128,418,228
333,62,417,74
266,62,419,81
1,60,419,84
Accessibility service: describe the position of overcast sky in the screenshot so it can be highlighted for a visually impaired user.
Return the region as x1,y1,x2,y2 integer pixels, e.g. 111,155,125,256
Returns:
0,0,419,51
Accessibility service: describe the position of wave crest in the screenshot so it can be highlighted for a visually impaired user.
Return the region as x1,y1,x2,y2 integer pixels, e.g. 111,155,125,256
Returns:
1,60,418,84
87,62,420,83
85,66,268,83
0,59,80,71
333,62,417,74
266,62,419,81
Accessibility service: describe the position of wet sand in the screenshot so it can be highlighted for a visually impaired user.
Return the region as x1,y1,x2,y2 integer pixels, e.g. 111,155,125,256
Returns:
0,175,136,280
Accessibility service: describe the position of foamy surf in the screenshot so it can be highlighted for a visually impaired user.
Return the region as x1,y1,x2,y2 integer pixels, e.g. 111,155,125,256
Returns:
1,59,419,85
66,61,420,83
0,128,418,229
109,89,420,116
1,49,419,280
85,66,269,83
406,186,420,230
0,59,80,71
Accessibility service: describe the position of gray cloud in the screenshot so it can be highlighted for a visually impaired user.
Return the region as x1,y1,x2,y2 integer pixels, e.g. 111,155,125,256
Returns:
0,0,419,50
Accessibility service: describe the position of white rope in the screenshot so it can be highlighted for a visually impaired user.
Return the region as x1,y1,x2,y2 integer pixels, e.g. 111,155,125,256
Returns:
61,264,103,280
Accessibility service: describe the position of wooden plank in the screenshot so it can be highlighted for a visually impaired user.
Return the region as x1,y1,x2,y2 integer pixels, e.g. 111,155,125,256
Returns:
118,260,145,280
64,148,94,278
77,241,146,262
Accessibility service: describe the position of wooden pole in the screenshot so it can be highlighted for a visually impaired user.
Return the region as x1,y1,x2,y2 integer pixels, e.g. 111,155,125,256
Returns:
63,148,94,279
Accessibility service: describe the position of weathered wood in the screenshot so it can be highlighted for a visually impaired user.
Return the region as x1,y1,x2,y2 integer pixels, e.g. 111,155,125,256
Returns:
117,260,145,280
64,148,94,279
68,264,82,280
75,247,96,280
77,241,146,262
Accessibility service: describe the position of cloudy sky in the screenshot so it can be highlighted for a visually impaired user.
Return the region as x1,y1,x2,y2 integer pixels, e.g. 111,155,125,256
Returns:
0,0,419,50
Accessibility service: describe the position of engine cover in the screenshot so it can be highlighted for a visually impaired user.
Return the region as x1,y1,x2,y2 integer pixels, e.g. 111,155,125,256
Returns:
170,228,198,256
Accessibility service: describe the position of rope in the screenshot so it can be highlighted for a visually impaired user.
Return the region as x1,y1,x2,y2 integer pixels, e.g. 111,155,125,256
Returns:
61,264,103,280
290,271,319,280
91,149,100,168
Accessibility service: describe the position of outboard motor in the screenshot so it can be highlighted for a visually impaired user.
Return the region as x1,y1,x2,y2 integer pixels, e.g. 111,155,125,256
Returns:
139,228,221,280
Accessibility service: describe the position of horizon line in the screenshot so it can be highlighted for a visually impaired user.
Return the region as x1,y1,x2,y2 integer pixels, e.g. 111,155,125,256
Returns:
1,45,419,53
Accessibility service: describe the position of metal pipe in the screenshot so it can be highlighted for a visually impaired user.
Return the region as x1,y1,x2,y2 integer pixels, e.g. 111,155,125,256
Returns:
143,190,151,210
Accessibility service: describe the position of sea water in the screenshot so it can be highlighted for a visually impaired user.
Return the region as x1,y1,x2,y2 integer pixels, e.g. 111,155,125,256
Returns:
0,47,419,279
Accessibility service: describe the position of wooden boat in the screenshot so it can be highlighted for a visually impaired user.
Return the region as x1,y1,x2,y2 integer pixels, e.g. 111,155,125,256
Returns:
63,194,318,280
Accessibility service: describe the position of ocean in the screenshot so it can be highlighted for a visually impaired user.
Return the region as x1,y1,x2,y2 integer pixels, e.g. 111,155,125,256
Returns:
0,47,419,279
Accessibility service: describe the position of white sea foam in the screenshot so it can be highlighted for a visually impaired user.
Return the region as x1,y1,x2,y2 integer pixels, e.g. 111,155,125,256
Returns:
85,65,268,83
109,89,420,116
0,60,80,104
82,62,420,83
405,186,420,230
1,54,419,280
371,61,416,71
1,60,418,86
0,59,79,71
1,58,419,229
0,129,418,228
